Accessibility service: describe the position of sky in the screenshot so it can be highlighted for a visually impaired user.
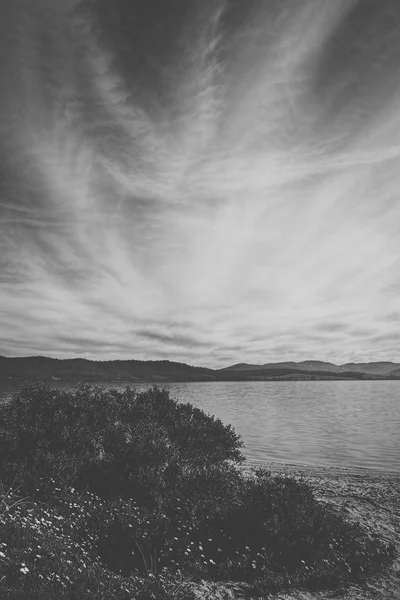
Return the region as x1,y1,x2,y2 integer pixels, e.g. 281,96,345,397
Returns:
1,0,400,368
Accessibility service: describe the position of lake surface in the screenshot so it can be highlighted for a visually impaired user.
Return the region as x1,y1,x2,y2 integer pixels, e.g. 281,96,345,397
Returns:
1,381,399,472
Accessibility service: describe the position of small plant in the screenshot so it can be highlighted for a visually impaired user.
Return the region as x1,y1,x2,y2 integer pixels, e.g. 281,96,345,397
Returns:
0,478,30,517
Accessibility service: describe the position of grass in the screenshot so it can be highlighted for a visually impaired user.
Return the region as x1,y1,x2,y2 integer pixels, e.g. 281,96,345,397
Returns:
0,383,396,599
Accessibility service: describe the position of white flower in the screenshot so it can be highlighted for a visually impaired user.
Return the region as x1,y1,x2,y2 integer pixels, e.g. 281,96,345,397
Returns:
20,566,29,574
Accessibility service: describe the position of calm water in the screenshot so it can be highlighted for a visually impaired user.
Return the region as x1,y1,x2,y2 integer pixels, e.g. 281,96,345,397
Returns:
1,381,399,472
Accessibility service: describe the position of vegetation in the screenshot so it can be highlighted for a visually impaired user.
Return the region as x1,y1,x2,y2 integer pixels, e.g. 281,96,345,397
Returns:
0,384,396,599
2,356,399,383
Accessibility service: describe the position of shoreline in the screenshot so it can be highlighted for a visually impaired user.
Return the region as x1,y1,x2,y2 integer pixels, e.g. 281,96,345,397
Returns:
202,461,400,600
1,377,400,385
238,459,400,477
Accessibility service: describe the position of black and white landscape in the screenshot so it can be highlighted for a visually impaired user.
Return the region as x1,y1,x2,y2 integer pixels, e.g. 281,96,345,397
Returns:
1,2,400,599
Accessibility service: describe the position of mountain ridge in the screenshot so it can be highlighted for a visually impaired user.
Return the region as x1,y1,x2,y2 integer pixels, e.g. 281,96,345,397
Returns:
221,360,400,376
1,356,400,382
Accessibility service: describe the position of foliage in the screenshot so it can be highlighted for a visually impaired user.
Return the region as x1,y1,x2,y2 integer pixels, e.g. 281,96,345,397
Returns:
0,383,243,503
0,384,396,598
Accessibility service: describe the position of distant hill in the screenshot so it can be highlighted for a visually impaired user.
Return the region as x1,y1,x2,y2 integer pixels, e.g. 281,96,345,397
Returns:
221,360,400,377
222,363,266,371
221,361,340,372
1,356,400,383
0,356,216,383
388,367,400,378
339,362,400,375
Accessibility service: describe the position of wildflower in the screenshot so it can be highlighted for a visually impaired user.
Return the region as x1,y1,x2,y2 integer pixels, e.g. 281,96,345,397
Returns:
20,566,30,575
0,551,6,558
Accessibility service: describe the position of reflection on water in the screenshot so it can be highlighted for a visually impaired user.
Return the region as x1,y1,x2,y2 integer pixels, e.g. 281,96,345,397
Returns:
1,380,399,472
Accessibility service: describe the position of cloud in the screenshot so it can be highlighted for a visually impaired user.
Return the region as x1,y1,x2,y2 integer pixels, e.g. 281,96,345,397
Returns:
1,0,400,367
315,322,349,334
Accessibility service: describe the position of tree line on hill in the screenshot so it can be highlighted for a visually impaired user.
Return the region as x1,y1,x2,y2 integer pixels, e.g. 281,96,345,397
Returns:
1,356,400,383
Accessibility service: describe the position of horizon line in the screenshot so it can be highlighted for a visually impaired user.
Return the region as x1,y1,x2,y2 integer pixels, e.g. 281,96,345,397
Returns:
1,354,399,371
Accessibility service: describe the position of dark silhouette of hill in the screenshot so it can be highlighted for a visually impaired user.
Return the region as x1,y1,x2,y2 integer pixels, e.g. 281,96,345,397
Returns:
0,356,216,383
1,356,400,382
221,360,400,377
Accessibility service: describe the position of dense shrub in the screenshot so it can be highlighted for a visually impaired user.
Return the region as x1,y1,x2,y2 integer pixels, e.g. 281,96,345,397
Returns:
0,384,396,598
0,383,243,504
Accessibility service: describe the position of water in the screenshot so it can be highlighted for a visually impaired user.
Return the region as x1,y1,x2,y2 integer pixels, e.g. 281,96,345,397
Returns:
1,380,399,472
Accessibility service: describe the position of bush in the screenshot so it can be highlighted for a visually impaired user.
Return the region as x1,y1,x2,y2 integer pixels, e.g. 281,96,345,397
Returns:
0,383,243,505
0,384,396,598
186,470,396,592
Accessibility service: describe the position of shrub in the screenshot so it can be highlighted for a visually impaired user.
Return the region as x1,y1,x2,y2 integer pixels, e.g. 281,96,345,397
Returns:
0,383,244,505
0,384,396,598
186,470,396,591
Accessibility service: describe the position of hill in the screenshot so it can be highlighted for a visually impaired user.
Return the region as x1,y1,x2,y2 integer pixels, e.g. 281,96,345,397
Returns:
1,356,400,383
0,356,216,383
221,360,400,377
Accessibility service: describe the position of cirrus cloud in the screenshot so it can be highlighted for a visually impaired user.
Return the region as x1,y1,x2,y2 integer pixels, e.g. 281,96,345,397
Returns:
1,0,400,367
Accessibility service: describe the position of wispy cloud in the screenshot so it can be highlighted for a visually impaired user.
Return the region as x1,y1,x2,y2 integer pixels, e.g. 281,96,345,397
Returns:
1,0,400,366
